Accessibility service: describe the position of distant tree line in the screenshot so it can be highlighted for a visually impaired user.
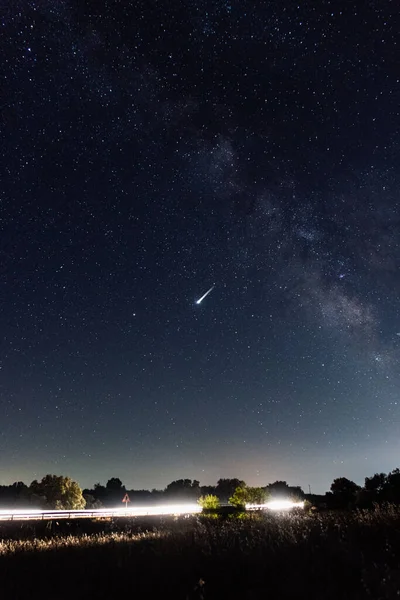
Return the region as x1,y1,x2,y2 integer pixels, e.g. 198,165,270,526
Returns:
83,477,306,509
1,469,400,510
325,469,400,509
0,476,303,510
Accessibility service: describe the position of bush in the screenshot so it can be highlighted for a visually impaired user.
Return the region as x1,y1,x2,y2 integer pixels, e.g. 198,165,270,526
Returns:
198,494,220,510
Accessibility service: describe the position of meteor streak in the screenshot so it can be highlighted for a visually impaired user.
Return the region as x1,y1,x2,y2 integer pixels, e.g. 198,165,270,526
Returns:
196,285,215,304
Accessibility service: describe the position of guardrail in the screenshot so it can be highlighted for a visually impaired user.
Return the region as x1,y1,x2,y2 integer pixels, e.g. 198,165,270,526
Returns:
0,500,304,521
0,504,203,521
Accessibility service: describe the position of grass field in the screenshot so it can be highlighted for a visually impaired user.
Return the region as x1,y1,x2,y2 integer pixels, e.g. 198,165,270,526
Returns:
0,505,399,599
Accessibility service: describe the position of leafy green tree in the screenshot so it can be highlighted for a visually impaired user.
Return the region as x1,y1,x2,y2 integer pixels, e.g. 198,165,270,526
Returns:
229,485,268,508
229,486,248,509
30,475,86,510
198,494,220,510
246,486,268,504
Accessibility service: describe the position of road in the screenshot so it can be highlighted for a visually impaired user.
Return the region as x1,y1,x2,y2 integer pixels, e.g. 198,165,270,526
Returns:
0,500,304,521
0,503,202,521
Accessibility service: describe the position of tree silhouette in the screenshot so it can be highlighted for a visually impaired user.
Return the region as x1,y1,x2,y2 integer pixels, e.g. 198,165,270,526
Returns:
106,478,125,491
385,469,400,502
216,478,246,502
267,481,291,496
83,493,103,509
165,479,200,499
365,473,387,495
330,477,360,507
200,485,216,496
0,482,29,507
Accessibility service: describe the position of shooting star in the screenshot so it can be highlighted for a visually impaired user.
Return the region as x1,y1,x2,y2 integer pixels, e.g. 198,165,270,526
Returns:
196,286,215,305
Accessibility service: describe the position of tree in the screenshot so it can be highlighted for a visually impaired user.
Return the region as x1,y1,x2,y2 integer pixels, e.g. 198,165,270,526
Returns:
89,483,108,504
229,486,247,509
200,485,217,496
165,479,200,499
229,485,268,508
288,486,305,501
267,481,290,496
11,482,30,506
246,487,268,504
198,495,220,510
266,481,304,500
365,473,387,495
106,478,125,491
0,482,29,507
216,478,246,502
192,480,200,493
10,481,28,493
385,469,400,502
151,489,164,501
330,477,360,507
83,494,103,509
330,477,360,495
98,478,126,507
30,475,86,510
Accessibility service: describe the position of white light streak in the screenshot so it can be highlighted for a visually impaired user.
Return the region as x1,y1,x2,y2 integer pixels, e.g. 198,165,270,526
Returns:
195,285,215,305
0,504,202,521
246,499,305,511
0,500,304,521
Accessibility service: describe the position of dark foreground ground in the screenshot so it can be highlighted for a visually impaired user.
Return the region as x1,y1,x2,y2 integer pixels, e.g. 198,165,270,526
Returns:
0,505,400,599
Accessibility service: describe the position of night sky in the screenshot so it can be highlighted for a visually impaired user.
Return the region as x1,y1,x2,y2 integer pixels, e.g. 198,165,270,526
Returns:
1,1,399,494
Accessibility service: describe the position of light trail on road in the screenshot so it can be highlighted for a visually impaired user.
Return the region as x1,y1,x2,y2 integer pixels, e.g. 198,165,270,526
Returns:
0,504,202,521
247,500,305,511
0,500,304,521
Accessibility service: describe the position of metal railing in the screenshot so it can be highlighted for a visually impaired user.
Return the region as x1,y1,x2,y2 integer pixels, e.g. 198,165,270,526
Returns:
0,504,203,521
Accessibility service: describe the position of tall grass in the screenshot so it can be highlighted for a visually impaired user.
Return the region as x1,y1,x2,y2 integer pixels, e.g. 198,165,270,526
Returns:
0,530,165,555
0,505,399,599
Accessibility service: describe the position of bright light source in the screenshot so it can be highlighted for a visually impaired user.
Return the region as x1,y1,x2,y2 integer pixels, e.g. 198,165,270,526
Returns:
109,503,202,516
0,503,203,521
246,499,305,511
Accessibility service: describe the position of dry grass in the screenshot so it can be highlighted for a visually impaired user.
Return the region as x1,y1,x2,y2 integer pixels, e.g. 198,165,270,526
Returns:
0,530,165,556
0,505,399,599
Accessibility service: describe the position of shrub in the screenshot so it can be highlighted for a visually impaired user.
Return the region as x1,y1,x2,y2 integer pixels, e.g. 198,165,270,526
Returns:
198,494,220,510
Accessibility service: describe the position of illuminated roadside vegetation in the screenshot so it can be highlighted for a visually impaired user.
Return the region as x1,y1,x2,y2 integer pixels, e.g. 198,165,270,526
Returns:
0,530,165,556
0,506,400,598
197,494,220,510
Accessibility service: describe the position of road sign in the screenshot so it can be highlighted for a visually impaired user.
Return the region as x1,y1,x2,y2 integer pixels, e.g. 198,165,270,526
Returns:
122,493,130,508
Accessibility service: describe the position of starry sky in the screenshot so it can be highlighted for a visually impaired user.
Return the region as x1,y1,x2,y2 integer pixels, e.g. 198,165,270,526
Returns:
1,1,399,494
